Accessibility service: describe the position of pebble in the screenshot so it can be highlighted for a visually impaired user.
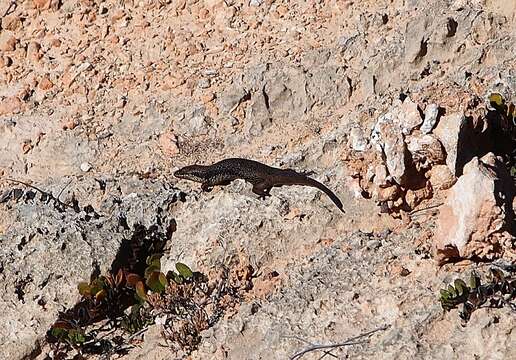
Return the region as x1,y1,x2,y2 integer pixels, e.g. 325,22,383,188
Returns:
80,162,92,172
197,78,211,89
0,96,23,116
250,0,264,6
38,75,53,90
421,103,439,134
0,34,17,51
348,126,368,151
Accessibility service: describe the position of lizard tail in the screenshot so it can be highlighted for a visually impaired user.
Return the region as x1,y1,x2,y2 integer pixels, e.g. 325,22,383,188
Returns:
301,177,345,213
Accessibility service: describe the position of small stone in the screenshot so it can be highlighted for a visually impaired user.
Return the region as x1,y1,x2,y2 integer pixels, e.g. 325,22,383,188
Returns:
39,75,53,90
22,140,33,154
421,103,439,134
348,126,368,151
76,62,92,73
276,5,288,16
373,164,390,187
433,112,467,175
366,239,381,250
80,162,92,172
375,185,401,202
405,182,432,209
0,56,13,68
62,119,78,130
346,177,365,199
201,92,215,103
111,9,126,22
0,96,23,116
2,15,22,31
376,119,411,187
0,34,17,51
199,8,210,20
33,0,51,9
399,97,422,134
159,130,179,157
197,78,211,89
250,0,264,6
406,134,445,171
27,41,42,61
428,164,456,190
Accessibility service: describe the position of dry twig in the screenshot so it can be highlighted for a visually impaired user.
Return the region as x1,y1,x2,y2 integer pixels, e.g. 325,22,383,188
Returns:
288,325,389,360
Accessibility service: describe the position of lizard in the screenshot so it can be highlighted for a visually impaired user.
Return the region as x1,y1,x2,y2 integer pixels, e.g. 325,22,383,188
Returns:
174,158,344,212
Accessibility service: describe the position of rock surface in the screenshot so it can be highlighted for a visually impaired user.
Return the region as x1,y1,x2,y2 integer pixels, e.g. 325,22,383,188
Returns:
0,0,514,359
435,153,515,261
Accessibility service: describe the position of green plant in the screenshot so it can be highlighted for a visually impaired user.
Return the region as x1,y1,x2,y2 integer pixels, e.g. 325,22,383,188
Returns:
439,268,515,322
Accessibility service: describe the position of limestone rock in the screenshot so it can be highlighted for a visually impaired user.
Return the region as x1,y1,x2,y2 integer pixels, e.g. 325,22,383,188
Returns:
433,112,467,175
348,126,368,151
428,164,456,190
382,123,409,186
371,114,413,187
421,103,439,134
404,17,431,63
406,134,445,171
0,96,23,116
435,153,514,262
399,97,423,134
0,33,17,51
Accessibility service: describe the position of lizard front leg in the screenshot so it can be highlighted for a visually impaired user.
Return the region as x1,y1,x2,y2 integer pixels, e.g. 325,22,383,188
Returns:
252,181,272,200
201,178,232,192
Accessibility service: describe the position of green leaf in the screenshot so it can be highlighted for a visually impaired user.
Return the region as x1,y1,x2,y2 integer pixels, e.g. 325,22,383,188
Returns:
158,272,168,287
171,272,184,284
50,327,67,338
488,93,504,107
144,264,161,279
454,279,468,297
95,289,107,302
440,288,450,300
146,272,166,293
146,254,162,268
136,281,147,301
89,278,105,295
176,262,193,279
68,329,86,344
447,285,457,298
469,273,481,289
77,282,91,297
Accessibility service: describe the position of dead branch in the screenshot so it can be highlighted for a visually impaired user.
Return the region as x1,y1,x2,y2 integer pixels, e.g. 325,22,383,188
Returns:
2,1,16,18
4,178,75,211
289,325,389,360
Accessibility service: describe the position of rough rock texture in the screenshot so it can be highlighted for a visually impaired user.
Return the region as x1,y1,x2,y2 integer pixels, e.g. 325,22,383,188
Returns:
435,153,515,261
0,178,182,358
0,0,514,359
433,112,468,176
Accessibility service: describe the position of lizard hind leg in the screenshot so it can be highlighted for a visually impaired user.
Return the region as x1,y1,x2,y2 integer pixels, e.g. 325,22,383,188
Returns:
252,182,272,200
201,182,213,192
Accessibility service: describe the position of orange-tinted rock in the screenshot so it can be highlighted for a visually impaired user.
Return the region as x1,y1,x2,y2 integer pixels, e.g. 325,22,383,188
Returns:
33,0,51,9
435,153,514,263
0,34,17,51
0,96,23,115
159,130,179,157
39,75,54,90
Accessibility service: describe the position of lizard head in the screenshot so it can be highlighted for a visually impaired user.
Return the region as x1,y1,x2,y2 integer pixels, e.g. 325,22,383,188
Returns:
174,165,208,182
